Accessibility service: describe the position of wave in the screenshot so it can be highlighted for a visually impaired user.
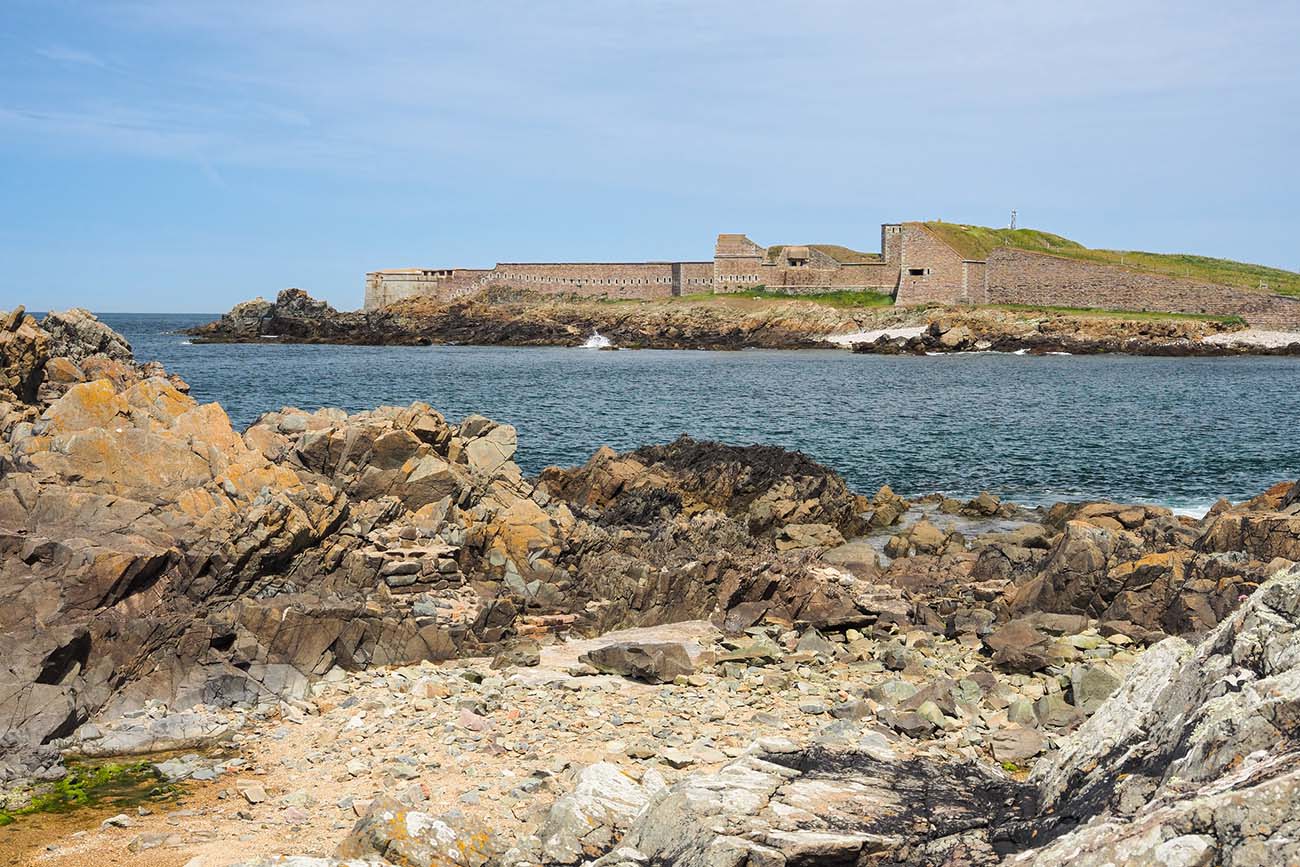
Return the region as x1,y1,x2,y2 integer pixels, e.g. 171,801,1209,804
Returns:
581,331,613,349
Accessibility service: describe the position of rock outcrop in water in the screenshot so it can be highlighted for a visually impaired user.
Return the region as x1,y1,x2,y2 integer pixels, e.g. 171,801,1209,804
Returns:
183,287,1300,355
3,305,1299,866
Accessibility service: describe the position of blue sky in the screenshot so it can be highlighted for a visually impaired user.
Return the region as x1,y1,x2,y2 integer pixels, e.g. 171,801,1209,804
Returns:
2,1,1298,313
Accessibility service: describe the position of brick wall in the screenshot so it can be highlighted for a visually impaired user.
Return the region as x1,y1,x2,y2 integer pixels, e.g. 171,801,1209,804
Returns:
484,262,711,300
714,255,766,292
882,224,903,267
962,261,989,304
894,223,970,305
365,269,490,309
680,262,715,293
986,248,1300,328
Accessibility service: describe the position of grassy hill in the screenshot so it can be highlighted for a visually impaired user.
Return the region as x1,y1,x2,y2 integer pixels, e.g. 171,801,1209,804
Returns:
923,222,1300,298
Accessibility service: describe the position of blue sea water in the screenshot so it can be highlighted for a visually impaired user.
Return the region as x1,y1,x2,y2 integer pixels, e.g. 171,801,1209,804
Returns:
98,313,1300,511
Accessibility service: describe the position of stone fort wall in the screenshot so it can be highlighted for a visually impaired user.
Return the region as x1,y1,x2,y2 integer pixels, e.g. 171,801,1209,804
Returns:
365,269,491,310
364,225,1300,330
985,248,1300,329
894,223,987,305
482,262,714,300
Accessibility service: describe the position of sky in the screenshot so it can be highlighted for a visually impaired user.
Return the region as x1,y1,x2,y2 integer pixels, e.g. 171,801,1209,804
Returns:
2,1,1298,313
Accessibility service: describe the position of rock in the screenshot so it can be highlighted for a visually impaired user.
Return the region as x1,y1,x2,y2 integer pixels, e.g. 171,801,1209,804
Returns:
237,779,269,804
1068,662,1122,713
867,680,918,706
774,522,845,551
101,813,135,828
490,639,541,670
1026,570,1300,858
659,748,695,769
337,795,498,866
537,763,658,864
985,619,1052,673
615,745,1033,867
41,308,133,365
990,726,1045,763
907,519,946,554
793,628,838,659
1034,692,1083,728
579,642,695,684
71,710,234,758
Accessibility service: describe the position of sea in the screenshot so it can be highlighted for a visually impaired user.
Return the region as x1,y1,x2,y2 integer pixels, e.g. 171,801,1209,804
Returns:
97,313,1300,515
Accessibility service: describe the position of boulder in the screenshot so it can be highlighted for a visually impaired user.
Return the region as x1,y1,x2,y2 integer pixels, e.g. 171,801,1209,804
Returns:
490,639,541,670
984,619,1052,673
336,796,498,866
579,642,695,683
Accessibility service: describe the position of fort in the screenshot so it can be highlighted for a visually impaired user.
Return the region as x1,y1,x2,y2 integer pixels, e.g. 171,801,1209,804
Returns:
364,222,1300,330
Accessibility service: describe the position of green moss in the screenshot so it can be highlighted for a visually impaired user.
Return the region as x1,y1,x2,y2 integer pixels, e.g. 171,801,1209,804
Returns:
4,761,176,824
1000,761,1023,773
923,222,1300,297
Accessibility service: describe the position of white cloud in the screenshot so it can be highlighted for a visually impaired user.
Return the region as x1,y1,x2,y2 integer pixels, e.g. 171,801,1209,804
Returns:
35,44,106,68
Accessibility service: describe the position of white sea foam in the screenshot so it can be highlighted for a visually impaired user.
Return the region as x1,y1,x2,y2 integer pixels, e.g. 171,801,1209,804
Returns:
581,330,613,349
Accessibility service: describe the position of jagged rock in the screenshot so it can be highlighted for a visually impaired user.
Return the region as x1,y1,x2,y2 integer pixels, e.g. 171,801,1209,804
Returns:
538,435,870,540
537,763,662,863
40,308,133,365
1026,568,1300,857
774,522,845,551
0,311,574,760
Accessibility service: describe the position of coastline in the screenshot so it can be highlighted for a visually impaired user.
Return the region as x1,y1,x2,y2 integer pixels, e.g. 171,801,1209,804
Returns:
185,288,1300,357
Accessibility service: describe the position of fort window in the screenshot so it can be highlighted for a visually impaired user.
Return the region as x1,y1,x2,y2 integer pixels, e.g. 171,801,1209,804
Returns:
907,268,931,277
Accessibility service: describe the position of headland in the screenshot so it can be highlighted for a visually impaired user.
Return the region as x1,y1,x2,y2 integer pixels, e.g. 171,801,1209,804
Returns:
191,221,1300,355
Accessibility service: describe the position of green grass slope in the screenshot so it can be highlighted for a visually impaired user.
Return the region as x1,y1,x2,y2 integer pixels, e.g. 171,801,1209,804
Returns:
923,222,1300,298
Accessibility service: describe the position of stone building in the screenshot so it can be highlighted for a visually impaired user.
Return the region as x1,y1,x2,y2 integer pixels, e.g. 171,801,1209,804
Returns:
363,223,1300,329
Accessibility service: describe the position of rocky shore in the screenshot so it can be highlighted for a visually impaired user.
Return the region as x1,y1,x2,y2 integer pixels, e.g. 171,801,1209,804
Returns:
3,305,1299,866
852,316,1300,357
185,288,1300,355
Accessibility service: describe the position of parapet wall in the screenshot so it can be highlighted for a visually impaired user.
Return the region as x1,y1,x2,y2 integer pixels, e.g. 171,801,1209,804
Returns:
986,248,1300,328
481,262,712,300
365,269,491,310
740,262,897,295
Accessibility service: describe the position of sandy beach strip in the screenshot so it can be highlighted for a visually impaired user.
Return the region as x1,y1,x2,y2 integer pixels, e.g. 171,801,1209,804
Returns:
824,325,926,346
1203,329,1300,348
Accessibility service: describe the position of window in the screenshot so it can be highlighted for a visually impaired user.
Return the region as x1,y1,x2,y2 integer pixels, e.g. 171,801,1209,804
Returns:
907,268,930,277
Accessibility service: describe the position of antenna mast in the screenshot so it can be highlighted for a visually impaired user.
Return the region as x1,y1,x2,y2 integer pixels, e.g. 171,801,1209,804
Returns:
1009,209,1017,230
